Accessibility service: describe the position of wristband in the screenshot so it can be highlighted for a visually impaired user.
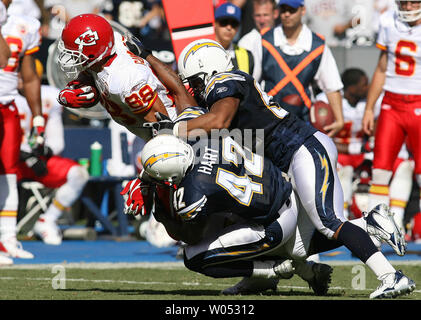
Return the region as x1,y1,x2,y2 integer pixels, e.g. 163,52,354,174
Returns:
32,115,45,127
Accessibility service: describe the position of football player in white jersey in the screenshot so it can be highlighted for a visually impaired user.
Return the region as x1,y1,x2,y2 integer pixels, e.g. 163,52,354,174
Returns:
15,60,90,245
363,1,421,220
0,3,45,263
57,14,196,142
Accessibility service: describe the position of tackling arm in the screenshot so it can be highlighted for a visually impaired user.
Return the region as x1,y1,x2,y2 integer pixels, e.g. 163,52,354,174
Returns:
145,54,197,114
175,97,240,137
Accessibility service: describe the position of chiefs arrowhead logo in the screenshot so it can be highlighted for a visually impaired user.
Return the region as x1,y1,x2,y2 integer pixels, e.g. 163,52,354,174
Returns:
75,29,99,48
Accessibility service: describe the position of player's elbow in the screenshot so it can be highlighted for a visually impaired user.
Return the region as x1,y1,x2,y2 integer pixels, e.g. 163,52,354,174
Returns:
208,113,231,130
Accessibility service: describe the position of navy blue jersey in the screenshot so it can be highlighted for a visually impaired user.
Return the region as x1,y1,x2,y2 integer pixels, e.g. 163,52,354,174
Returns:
204,70,317,172
173,136,292,226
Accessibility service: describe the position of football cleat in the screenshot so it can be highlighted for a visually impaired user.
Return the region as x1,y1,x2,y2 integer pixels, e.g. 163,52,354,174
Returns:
365,203,406,256
306,263,333,296
370,270,416,299
33,218,63,245
273,259,295,279
0,237,34,259
221,277,279,295
0,253,13,265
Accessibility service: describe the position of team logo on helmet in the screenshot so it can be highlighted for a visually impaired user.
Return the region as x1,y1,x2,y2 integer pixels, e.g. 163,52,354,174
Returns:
75,29,99,48
183,41,223,68
143,152,183,169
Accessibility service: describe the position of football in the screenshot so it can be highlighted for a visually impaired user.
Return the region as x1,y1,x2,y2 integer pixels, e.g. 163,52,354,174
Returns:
282,94,303,107
310,100,334,133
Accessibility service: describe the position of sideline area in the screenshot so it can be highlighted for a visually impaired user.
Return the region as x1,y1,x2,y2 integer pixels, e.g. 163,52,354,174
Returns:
7,240,421,266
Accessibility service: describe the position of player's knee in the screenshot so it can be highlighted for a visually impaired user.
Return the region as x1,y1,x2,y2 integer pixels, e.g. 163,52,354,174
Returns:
264,222,283,248
67,165,89,189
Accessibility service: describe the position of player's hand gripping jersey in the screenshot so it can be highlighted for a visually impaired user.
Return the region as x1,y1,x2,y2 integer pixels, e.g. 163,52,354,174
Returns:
167,136,292,226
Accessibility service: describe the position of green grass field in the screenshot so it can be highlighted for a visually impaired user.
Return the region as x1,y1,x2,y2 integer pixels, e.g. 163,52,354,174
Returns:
0,262,419,300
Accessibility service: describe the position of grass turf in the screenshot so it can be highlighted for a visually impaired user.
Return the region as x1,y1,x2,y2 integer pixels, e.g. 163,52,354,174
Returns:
0,263,419,300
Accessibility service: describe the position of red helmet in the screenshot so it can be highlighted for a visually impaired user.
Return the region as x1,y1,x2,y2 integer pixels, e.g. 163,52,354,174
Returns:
58,14,115,77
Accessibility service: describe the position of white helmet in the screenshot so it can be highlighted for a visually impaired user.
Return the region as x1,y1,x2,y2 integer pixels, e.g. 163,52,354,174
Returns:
177,39,233,98
141,135,195,185
395,0,421,22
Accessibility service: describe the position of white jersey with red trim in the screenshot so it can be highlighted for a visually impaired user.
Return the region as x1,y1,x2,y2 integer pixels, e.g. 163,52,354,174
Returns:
317,92,382,145
377,11,421,94
15,85,64,154
0,15,40,104
90,32,176,141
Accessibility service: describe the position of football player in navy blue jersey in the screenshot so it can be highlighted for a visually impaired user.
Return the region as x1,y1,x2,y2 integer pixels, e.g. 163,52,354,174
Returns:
140,39,413,299
123,38,415,298
137,133,335,295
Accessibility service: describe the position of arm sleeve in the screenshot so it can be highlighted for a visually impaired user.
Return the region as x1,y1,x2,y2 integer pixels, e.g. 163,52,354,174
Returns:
314,45,344,93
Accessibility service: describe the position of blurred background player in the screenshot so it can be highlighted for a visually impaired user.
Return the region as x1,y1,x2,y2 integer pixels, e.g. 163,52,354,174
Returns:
0,0,11,265
0,0,44,263
362,0,421,227
214,2,255,75
238,0,279,80
318,68,414,234
15,59,89,245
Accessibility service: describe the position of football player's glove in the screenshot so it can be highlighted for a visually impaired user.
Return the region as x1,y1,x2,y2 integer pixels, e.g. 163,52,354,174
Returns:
143,112,175,137
120,177,151,216
124,32,152,59
20,151,48,177
58,85,99,108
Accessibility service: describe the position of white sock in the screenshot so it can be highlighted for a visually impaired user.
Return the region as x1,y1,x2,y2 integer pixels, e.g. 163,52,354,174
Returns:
365,251,395,279
0,216,17,241
41,199,63,223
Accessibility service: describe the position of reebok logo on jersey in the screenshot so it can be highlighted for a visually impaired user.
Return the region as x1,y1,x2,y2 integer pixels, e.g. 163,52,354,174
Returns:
216,87,228,94
75,29,99,48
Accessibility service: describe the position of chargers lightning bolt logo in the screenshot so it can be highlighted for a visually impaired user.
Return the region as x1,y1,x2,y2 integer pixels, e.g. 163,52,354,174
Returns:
143,152,183,169
183,41,223,68
317,151,330,216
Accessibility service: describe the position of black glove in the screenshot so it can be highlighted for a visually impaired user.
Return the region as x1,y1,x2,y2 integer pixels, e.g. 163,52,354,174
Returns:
361,136,375,153
20,151,48,177
143,112,175,137
125,33,152,59
32,145,53,158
